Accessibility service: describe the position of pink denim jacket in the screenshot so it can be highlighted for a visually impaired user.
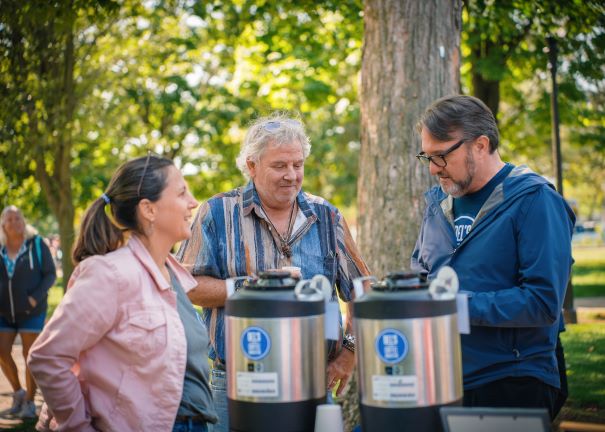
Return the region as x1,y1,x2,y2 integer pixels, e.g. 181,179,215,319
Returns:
28,236,197,431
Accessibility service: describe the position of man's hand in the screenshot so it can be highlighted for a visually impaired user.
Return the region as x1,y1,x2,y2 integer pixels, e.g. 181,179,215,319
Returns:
28,296,37,308
327,347,356,397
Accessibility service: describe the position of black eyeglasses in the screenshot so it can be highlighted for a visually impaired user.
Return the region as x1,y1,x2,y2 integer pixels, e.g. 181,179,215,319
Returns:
416,138,467,168
137,150,152,198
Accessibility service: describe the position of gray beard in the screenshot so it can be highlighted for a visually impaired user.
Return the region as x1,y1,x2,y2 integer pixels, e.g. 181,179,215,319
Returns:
440,150,476,198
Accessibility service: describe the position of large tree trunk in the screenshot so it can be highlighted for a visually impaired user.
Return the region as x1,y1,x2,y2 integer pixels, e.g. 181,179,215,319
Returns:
56,203,75,287
55,23,77,286
358,0,462,276
344,1,462,430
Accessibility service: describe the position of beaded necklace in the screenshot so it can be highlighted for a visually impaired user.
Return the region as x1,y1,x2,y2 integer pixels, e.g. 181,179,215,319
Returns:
260,199,297,258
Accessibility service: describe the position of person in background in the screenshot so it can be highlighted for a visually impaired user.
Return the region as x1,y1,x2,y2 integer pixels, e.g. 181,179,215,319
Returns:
411,95,575,420
28,154,217,431
0,206,56,419
177,113,369,432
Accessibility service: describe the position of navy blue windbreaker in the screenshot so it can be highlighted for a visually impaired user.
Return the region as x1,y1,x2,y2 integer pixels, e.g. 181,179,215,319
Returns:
412,165,575,390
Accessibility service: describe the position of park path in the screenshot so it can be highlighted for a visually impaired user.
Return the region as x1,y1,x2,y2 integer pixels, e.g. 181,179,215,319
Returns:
576,297,605,308
0,337,43,430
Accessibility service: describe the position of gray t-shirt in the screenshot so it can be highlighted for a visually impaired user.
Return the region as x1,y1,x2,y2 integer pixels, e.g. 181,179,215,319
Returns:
169,269,218,423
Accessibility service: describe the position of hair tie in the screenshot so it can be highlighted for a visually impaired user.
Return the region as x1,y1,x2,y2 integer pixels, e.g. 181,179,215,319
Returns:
101,193,111,205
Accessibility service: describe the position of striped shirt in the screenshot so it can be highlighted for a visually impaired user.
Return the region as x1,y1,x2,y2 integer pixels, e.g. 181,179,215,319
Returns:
177,181,369,363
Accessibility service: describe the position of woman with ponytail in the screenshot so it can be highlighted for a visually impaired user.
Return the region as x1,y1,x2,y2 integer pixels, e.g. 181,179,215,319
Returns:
28,155,217,431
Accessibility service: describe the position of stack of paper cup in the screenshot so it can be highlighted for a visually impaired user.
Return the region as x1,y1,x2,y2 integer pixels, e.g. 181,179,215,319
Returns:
314,404,344,432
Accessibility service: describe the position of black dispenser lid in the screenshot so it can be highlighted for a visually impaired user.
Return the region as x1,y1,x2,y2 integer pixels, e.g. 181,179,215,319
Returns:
226,270,323,318
372,271,429,292
244,271,299,291
354,271,456,319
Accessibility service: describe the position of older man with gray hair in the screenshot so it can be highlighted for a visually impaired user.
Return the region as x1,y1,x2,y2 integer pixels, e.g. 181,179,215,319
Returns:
178,113,369,432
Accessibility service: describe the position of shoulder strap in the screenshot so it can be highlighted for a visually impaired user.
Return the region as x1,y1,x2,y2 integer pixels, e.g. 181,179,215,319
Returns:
35,235,42,267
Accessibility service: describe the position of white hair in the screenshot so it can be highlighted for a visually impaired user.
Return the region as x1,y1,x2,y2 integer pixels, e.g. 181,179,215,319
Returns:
236,113,312,179
0,205,38,246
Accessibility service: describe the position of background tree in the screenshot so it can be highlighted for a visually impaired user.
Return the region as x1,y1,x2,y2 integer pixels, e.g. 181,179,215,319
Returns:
177,1,364,204
463,0,605,118
463,0,605,217
0,0,124,284
358,0,462,276
0,0,364,282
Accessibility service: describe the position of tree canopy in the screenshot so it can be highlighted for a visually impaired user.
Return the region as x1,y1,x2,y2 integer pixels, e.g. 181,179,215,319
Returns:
1,0,604,278
463,0,605,217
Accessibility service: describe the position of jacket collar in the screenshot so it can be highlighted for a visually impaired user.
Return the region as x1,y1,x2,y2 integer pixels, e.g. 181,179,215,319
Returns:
431,164,553,230
127,235,197,292
428,164,549,202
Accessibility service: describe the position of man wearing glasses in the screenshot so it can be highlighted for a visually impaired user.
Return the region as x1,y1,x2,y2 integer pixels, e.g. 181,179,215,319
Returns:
411,95,575,420
177,114,369,432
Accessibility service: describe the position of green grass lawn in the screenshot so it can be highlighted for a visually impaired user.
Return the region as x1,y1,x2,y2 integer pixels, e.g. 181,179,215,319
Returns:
559,321,605,425
46,283,63,318
557,245,605,426
572,246,605,298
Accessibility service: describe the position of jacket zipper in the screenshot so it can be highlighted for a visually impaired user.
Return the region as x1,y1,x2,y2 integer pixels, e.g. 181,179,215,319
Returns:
8,278,15,323
5,243,30,323
29,243,34,269
512,328,520,359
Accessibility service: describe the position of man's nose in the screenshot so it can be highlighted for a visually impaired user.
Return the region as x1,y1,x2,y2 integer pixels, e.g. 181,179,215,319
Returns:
283,165,295,180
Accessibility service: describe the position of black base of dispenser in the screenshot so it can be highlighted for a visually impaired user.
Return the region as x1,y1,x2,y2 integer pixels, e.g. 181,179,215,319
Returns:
229,396,326,432
360,399,462,432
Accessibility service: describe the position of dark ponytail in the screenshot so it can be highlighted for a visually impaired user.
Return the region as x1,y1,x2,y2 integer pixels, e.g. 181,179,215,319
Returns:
72,155,174,264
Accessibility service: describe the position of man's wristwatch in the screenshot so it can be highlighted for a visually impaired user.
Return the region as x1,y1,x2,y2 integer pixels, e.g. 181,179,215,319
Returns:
342,333,356,353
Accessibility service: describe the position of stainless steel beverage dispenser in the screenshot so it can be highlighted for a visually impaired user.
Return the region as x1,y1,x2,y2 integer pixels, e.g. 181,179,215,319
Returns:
225,271,327,432
353,271,463,432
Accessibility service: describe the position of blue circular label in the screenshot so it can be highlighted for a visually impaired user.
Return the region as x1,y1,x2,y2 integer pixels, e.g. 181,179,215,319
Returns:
241,326,271,361
375,329,408,364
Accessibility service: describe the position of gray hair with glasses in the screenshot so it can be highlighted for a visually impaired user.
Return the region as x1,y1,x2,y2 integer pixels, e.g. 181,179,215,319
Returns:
236,113,312,178
416,95,500,153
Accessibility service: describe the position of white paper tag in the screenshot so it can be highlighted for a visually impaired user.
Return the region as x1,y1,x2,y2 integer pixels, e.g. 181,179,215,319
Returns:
372,375,418,401
430,266,459,300
325,301,340,341
456,293,470,334
236,372,278,397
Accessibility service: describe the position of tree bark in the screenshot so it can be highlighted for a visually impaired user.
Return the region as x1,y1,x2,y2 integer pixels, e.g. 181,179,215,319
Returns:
34,142,75,288
56,19,77,286
345,1,462,430
358,0,461,276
